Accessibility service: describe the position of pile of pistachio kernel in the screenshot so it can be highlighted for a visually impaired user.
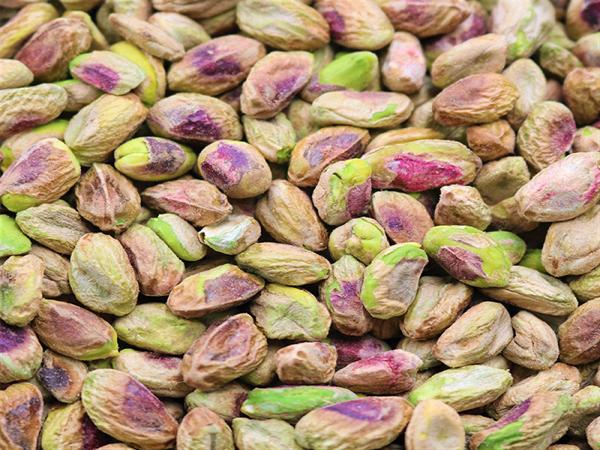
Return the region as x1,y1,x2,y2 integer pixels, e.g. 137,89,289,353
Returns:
3,0,600,448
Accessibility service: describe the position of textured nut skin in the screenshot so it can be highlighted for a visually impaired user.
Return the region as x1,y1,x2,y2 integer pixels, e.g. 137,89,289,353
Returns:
0,59,33,89
56,79,102,112
366,127,443,153
0,3,58,58
474,157,530,205
275,342,337,384
0,383,43,450
329,335,390,370
37,350,87,403
29,244,70,298
177,406,234,450
185,382,249,423
148,12,210,50
370,191,432,244
564,67,600,125
199,214,261,256
466,120,515,162
558,299,600,365
434,185,491,230
570,264,600,302
405,399,465,450
382,32,426,94
329,217,389,265
233,418,301,450
0,321,42,383
490,196,539,234
0,254,43,327
502,58,547,128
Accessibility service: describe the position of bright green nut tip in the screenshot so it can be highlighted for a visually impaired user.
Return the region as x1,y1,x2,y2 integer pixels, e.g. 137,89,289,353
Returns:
487,230,527,265
519,249,547,273
147,213,206,262
1,193,41,212
0,215,31,257
318,51,378,91
111,41,162,105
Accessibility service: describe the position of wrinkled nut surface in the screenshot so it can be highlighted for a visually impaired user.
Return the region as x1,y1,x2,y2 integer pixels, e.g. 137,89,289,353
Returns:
275,342,337,385
405,399,465,450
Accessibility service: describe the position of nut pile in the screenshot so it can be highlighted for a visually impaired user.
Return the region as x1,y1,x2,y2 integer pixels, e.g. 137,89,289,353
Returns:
2,0,600,449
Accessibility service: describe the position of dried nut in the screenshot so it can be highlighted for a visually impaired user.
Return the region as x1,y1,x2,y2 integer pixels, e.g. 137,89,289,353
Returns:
114,303,205,355
379,0,470,37
147,93,242,144
502,58,547,128
177,406,234,450
199,214,261,256
486,231,527,264
559,299,600,365
362,139,481,192
0,254,43,326
65,93,147,165
0,3,59,58
0,383,43,449
0,322,42,382
366,128,443,153
461,414,496,437
242,114,296,164
233,418,301,450
110,41,167,106
360,243,428,319
241,51,313,119
236,0,330,51
112,349,191,398
328,217,390,265
466,120,516,162
371,317,402,340
151,0,235,19
473,157,530,205
182,313,267,390
480,266,578,316
68,51,145,96
295,397,413,450
407,365,513,412
167,263,264,318
0,59,33,89
423,225,512,288
287,99,319,140
250,283,331,341
75,163,141,232
185,382,248,422
405,399,466,450
382,32,426,94
275,342,337,384
15,18,91,82
142,178,232,227
41,401,108,450
434,185,492,230
241,385,357,422
63,11,109,50
573,126,600,153
148,12,210,50
15,203,91,255
542,204,600,276
470,392,574,450
539,42,583,78
197,140,271,198
168,35,265,95
564,68,600,125
432,73,519,126
401,276,473,340
0,214,31,257
55,79,103,112
502,311,558,368
319,255,372,336
0,83,67,140
397,338,439,371
490,196,539,234
333,335,391,369
32,299,118,361
241,344,281,387
37,350,87,403
147,214,206,262
317,51,380,93
82,369,178,449
432,34,507,88
519,248,547,273
570,264,600,301
573,32,600,66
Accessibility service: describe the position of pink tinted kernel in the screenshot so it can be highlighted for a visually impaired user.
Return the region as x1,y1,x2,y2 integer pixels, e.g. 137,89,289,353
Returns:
201,143,249,188
326,398,385,422
173,109,220,141
383,153,463,191
436,246,485,281
79,64,119,93
345,180,371,217
145,138,186,174
306,133,364,167
322,10,345,40
123,380,167,430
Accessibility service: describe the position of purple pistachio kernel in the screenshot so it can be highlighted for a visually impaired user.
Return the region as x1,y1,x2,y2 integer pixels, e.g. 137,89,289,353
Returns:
387,154,464,191
0,322,28,352
145,137,186,174
37,366,69,389
172,109,221,140
321,10,345,39
582,1,600,26
437,247,486,281
200,142,248,188
203,274,261,304
326,399,383,422
123,379,168,430
193,45,242,77
80,65,119,93
307,134,364,167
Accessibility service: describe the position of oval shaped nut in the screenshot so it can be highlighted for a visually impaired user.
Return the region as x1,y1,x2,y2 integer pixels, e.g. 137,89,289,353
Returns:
37,350,87,403
466,120,515,163
431,34,508,89
316,50,380,95
177,406,234,450
275,342,337,385
82,369,178,449
151,0,235,19
0,84,67,140
0,383,43,449
295,396,413,450
319,255,372,336
197,140,271,199
185,382,249,422
573,125,600,153
573,32,600,67
233,418,300,450
147,214,206,262
242,113,296,164
362,139,481,192
65,93,147,166
118,224,184,297
56,79,103,112
0,59,33,89
182,313,267,390
408,365,512,412
15,18,91,82
142,179,232,227
148,12,210,50
0,3,59,58
379,0,470,37
287,99,319,140
434,185,491,230
423,225,512,288
433,73,519,126
382,32,426,94
567,0,600,39
0,215,31,258
329,217,390,265
366,128,443,154
241,51,313,119
401,276,473,340
503,311,559,370
250,283,331,341
148,93,242,144
559,299,600,365
405,399,465,450
32,299,118,361
333,350,422,395
486,231,526,264
335,336,389,369
432,301,513,368
539,42,583,79
69,233,139,316
397,338,439,371
0,254,43,327
168,35,265,95
588,417,600,450
470,392,574,450
570,265,600,302
473,156,530,206
564,67,600,125
0,322,42,383
114,303,205,355
502,58,547,128
199,214,261,256
241,385,358,422
236,0,330,51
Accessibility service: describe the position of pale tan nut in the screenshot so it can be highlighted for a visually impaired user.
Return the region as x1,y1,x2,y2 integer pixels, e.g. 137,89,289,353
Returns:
108,13,184,61
434,185,492,230
177,406,234,450
0,59,33,89
558,299,600,365
382,32,426,94
588,417,600,450
56,80,102,112
466,120,516,162
275,342,337,385
564,67,600,125
0,3,58,59
502,58,547,128
473,156,530,205
63,11,109,50
151,0,237,19
29,245,71,298
148,12,210,50
366,127,443,153
397,338,440,371
405,399,465,450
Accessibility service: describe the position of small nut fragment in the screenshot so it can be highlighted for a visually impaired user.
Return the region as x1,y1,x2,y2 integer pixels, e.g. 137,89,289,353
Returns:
0,215,31,257
405,399,465,450
41,401,108,450
316,51,380,94
275,342,337,384
486,231,526,264
434,185,492,230
147,213,207,262
185,382,248,423
199,214,261,256
328,217,390,265
37,350,87,403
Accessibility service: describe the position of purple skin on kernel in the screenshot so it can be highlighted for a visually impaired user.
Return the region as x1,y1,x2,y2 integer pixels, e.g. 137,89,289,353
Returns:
345,181,371,217
330,280,362,312
82,415,110,450
5,395,42,448
321,10,345,40
553,119,576,155
271,76,302,104
123,380,168,430
490,398,531,430
200,143,248,188
436,246,485,281
147,353,180,369
204,275,260,305
582,0,600,27
7,114,46,135
79,64,119,93
38,367,70,390
13,143,52,184
0,322,27,352
173,109,221,141
326,398,385,422
144,137,185,175
306,134,364,167
384,154,464,191
192,45,242,78
330,336,387,369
